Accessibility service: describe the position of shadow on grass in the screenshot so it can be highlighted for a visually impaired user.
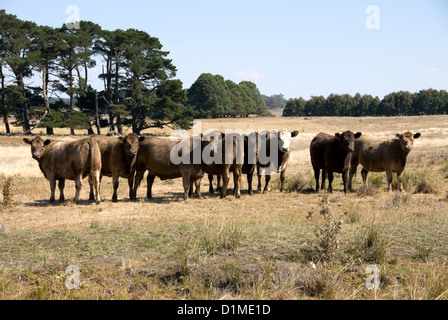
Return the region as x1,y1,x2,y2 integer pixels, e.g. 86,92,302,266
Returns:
24,199,100,207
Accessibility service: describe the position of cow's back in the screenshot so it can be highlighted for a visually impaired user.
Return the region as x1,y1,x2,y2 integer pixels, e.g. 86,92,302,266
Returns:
310,133,334,169
41,138,96,180
136,137,182,179
90,135,115,176
355,136,401,172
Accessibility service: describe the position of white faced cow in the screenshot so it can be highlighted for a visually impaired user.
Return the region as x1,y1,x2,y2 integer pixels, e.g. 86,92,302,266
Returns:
256,129,299,193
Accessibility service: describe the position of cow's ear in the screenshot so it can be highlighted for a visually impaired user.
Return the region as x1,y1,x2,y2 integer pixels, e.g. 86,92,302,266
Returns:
118,136,126,142
396,133,402,139
414,133,421,139
44,139,52,146
291,131,299,138
335,133,341,139
138,136,145,143
354,132,362,139
23,138,32,145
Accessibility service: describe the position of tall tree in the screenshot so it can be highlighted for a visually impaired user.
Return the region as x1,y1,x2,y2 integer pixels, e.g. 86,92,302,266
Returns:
0,10,37,134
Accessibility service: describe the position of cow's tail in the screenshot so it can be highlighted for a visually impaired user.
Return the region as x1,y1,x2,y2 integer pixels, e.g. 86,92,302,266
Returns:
88,138,102,203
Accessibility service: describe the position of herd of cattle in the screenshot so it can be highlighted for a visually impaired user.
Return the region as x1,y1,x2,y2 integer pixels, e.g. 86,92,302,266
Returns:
22,128,421,204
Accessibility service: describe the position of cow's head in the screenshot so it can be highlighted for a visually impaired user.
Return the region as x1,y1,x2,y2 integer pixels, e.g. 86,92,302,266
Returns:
278,129,299,153
23,136,51,161
396,132,421,152
119,133,141,158
335,131,362,152
202,130,222,156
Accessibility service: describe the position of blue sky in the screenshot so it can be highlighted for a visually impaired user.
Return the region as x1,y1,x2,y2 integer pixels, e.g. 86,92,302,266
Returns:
1,0,448,100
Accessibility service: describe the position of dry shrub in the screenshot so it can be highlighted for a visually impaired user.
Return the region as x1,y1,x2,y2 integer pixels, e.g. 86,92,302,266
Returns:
386,193,412,209
273,173,315,193
296,265,337,299
351,222,390,264
356,183,379,198
200,223,243,255
308,196,345,263
401,172,438,194
1,174,17,209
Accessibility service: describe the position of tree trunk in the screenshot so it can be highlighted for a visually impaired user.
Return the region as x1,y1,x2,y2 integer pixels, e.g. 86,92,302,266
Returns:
69,68,75,136
18,74,31,135
94,90,101,134
0,64,10,134
117,114,123,135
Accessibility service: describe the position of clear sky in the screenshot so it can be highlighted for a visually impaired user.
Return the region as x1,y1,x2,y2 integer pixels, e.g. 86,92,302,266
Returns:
1,0,447,100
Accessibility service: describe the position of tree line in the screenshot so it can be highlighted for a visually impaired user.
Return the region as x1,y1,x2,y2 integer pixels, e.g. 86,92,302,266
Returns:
283,89,448,117
0,10,273,135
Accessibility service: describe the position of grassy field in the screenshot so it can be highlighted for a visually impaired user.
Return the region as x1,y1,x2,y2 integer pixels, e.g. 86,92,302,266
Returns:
1,116,448,300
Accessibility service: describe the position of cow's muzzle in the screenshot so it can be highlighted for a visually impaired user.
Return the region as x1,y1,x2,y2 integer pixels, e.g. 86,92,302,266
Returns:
33,154,41,160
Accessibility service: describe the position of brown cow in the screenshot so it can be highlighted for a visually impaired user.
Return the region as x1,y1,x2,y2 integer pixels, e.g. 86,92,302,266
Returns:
208,134,256,196
131,136,217,201
256,129,299,193
348,132,421,192
23,136,101,203
204,133,244,199
310,131,362,193
90,133,143,202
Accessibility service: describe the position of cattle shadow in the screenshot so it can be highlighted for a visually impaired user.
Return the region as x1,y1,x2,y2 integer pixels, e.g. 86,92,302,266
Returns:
24,199,100,208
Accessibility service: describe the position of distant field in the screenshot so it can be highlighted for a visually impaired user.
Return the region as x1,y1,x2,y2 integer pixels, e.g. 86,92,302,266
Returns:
1,116,448,300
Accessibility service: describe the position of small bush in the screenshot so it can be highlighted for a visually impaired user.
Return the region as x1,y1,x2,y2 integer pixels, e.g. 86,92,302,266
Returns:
369,174,385,189
273,173,315,193
200,223,243,255
401,172,438,194
386,193,412,209
1,174,17,209
356,183,379,198
308,196,346,263
350,222,390,264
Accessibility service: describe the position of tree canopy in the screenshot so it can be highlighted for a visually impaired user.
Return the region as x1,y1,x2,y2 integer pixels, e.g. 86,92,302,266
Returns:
187,73,272,118
283,90,448,117
0,9,194,135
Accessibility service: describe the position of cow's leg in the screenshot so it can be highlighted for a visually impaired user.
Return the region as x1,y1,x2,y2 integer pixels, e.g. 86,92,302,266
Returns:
48,177,56,204
342,170,349,194
313,165,320,192
327,171,334,193
348,162,359,192
127,176,133,200
361,168,369,186
112,173,119,203
208,174,215,194
257,167,263,192
180,172,191,201
233,168,242,199
220,170,230,199
195,179,203,200
217,175,222,192
386,170,394,192
131,169,145,200
321,170,327,191
58,179,65,202
89,171,101,204
280,167,288,193
397,171,404,192
263,175,271,194
247,171,254,196
73,175,83,203
147,174,156,200
89,182,94,201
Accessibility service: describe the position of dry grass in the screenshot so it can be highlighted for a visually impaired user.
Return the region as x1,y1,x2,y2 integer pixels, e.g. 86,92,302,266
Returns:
1,116,448,300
